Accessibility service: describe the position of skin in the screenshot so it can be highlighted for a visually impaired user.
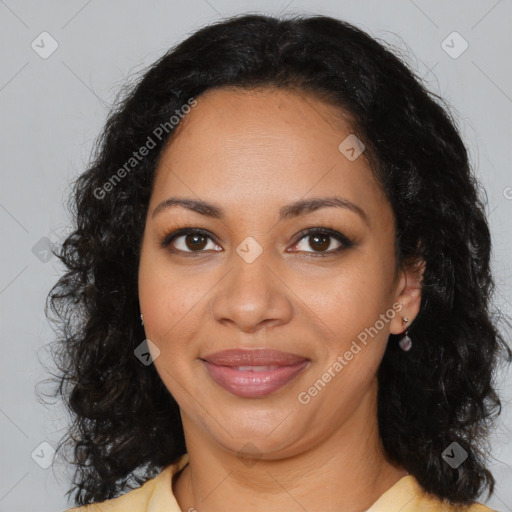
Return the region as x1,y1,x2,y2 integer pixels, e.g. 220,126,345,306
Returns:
138,86,423,512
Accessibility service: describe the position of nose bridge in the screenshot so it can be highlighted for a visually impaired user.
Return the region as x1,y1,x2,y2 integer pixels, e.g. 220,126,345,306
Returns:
232,241,273,297
210,240,292,331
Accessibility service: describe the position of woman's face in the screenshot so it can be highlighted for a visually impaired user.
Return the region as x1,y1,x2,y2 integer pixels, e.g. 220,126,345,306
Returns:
138,87,419,459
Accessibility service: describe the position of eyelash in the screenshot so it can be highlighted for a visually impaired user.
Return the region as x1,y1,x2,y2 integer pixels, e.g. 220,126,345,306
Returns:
159,226,355,258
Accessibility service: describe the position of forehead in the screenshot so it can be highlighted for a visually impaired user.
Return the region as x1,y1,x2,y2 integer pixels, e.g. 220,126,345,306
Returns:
151,87,391,231
164,86,356,160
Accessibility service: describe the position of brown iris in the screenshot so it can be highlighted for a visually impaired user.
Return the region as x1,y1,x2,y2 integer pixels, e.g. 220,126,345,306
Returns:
185,233,208,251
309,233,330,252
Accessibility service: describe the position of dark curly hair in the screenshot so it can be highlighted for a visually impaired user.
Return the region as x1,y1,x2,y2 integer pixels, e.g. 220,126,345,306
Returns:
43,12,511,507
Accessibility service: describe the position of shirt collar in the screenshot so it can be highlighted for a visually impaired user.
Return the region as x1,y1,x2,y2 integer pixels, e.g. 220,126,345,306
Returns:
147,453,190,512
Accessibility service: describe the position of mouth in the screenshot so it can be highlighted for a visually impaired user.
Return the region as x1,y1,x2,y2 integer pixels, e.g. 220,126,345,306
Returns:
201,348,310,398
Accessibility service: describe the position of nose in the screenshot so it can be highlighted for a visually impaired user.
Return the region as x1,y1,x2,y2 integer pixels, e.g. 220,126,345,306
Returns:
210,249,293,334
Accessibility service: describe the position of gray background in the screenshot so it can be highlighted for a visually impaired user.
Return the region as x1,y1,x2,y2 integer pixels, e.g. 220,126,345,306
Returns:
0,1,511,511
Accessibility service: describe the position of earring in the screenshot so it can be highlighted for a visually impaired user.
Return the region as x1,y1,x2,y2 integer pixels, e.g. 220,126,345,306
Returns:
140,313,144,326
398,317,412,351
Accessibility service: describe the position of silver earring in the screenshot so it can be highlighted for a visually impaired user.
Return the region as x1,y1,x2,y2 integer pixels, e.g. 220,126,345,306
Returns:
140,313,144,326
398,317,412,351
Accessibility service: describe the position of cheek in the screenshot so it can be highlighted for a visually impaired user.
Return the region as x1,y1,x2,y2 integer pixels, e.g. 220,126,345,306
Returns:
140,279,200,347
138,260,201,402
310,260,392,334
304,254,395,388
139,248,208,342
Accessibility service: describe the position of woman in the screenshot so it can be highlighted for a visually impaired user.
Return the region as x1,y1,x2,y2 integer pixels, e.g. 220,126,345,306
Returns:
48,13,510,512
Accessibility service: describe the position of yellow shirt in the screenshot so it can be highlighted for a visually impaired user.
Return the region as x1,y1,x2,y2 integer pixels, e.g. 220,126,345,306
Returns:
64,454,499,512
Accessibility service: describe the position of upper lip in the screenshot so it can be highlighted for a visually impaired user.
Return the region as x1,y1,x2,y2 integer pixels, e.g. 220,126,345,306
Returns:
201,348,308,367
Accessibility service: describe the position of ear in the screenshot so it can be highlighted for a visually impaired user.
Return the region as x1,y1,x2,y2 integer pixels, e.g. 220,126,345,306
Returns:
389,259,425,335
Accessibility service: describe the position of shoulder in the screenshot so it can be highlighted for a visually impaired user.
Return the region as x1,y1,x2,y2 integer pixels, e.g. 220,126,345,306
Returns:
367,475,500,512
62,454,189,512
62,474,163,512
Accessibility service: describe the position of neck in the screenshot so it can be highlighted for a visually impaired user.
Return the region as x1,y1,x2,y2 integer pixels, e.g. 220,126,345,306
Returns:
173,379,407,512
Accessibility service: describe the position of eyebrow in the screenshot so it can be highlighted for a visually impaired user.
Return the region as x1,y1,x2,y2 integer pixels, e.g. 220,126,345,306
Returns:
152,196,369,225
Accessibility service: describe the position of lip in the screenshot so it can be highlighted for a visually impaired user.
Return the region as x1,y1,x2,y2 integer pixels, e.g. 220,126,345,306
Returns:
201,349,310,398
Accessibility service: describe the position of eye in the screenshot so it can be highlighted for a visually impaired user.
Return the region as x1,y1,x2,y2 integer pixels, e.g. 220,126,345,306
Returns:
290,228,354,256
160,228,221,254
160,227,354,257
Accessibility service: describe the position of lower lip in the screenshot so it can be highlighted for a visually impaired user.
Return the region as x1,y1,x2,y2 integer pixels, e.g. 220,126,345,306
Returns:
202,360,309,398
